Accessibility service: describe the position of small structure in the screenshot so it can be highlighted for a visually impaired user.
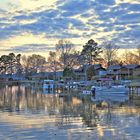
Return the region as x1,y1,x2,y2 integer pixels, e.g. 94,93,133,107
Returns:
28,71,63,81
128,82,140,99
96,78,113,87
107,64,140,80
121,64,140,79
133,65,140,78
107,65,121,80
74,64,106,81
43,80,55,91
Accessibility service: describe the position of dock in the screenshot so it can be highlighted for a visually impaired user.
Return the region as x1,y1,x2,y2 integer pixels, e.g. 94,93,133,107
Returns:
128,82,140,100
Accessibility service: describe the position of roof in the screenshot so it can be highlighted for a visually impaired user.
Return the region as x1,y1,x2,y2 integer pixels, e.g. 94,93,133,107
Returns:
44,80,54,82
93,64,102,70
30,71,63,77
108,65,121,70
124,64,139,69
98,78,112,81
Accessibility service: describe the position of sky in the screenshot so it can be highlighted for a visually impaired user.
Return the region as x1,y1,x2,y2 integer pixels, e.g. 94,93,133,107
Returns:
0,0,140,57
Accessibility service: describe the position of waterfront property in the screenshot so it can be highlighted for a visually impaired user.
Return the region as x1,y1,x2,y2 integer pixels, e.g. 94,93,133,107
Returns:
128,82,140,99
107,64,140,80
0,64,140,83
74,64,107,81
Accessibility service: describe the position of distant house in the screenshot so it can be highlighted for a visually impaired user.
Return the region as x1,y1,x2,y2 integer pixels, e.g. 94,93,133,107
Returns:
11,74,26,81
133,65,140,77
107,65,121,80
107,64,140,80
121,64,138,79
74,64,106,80
28,71,63,81
0,74,9,82
74,67,86,81
93,64,107,76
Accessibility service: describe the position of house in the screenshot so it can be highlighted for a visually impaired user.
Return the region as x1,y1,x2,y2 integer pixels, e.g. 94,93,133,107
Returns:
28,71,63,81
0,74,9,82
107,65,121,80
121,64,138,79
74,67,86,81
74,64,106,81
107,64,140,80
93,64,107,76
133,65,140,77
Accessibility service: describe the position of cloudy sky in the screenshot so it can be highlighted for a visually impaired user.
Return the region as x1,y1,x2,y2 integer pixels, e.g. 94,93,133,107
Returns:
0,0,140,57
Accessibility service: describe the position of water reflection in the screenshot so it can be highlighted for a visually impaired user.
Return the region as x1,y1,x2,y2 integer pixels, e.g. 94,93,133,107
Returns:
0,85,140,140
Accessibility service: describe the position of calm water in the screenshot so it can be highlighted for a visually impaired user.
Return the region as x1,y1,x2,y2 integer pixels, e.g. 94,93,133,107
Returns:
0,85,140,140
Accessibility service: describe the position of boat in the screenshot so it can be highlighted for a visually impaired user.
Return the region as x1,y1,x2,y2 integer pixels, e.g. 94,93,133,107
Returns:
91,85,128,94
82,90,91,95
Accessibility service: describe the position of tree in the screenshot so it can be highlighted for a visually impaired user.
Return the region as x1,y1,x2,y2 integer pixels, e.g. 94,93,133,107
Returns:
0,53,22,74
0,55,9,74
15,54,22,75
47,51,61,79
81,39,102,65
8,53,16,74
21,54,46,74
21,55,30,74
135,45,140,64
102,41,120,67
86,65,96,80
65,51,81,69
55,39,81,78
56,39,75,70
122,50,138,64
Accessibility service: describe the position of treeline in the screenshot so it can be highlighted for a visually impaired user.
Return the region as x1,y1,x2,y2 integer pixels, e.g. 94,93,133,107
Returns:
0,39,140,76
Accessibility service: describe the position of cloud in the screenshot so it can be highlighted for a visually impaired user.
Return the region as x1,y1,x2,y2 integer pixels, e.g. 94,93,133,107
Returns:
0,0,140,56
3,43,55,53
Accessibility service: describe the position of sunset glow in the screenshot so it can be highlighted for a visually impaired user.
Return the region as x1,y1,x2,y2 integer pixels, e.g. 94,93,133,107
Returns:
0,0,140,57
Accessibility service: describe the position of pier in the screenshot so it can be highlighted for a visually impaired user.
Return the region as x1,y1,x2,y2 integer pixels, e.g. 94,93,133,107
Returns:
128,82,140,100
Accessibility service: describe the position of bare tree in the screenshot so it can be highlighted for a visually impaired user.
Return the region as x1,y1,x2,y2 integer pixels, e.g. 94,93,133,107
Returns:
47,51,61,79
102,41,120,67
21,54,46,74
55,39,75,70
135,45,140,64
21,55,30,74
122,46,140,64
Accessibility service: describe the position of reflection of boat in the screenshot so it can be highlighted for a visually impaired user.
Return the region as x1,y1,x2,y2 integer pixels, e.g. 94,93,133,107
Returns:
91,93,128,103
91,96,100,103
90,85,129,102
43,80,55,94
43,88,54,94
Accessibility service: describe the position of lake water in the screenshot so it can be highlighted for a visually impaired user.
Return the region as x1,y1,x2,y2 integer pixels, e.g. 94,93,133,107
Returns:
0,85,140,140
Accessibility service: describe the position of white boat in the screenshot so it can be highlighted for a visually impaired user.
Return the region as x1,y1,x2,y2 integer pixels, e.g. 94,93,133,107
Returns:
82,90,91,95
91,85,128,94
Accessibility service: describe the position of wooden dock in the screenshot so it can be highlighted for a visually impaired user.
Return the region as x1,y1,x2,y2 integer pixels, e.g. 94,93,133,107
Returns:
128,82,140,100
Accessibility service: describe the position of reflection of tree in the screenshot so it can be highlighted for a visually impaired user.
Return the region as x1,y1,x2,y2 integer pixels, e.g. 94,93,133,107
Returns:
0,85,101,129
106,103,112,124
56,96,101,129
81,102,100,128
0,85,132,131
0,85,60,114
